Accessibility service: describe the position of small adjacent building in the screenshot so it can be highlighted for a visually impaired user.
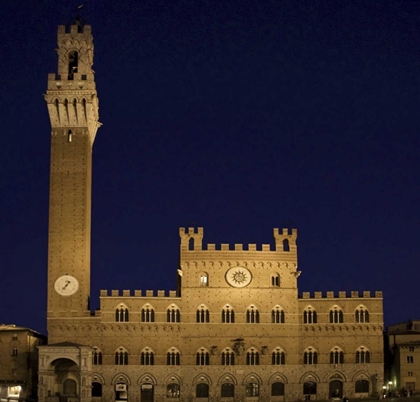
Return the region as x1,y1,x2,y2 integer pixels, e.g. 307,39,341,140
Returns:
0,324,47,401
386,319,420,395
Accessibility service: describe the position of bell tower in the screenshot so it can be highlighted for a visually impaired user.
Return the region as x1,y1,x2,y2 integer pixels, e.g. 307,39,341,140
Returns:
45,20,100,328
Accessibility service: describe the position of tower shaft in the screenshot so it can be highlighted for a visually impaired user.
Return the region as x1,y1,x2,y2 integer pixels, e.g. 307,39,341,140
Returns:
45,23,99,326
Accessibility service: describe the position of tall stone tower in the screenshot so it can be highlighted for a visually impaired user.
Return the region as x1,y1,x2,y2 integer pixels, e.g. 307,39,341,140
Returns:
45,20,99,333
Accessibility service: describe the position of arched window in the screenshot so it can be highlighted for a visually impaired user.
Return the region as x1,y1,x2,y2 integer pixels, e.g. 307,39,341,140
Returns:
141,305,155,322
200,272,209,286
140,347,154,365
196,305,210,323
355,346,370,363
221,383,235,397
272,382,285,396
246,347,260,365
115,348,128,365
303,306,317,324
92,348,102,365
222,305,235,323
271,273,280,287
196,348,210,366
329,305,344,323
303,381,317,395
167,383,180,398
167,348,180,365
355,306,370,323
221,347,235,365
68,50,78,79
246,383,259,397
115,304,129,322
272,347,286,365
303,347,318,365
272,305,285,323
196,383,209,398
167,305,181,323
246,305,260,323
355,380,369,393
330,347,344,364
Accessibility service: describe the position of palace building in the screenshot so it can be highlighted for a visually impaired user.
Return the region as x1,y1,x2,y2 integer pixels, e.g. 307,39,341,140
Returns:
38,21,384,402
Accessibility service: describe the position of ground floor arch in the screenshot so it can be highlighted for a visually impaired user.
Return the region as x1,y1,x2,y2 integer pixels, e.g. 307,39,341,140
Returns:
38,343,92,402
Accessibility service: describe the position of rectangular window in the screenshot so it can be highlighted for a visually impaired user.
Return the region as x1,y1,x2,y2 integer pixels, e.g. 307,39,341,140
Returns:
407,356,414,363
8,386,21,397
408,372,413,377
409,347,415,352
12,348,18,356
200,274,208,286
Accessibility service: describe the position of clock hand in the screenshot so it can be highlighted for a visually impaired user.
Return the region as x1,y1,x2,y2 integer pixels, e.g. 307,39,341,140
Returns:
62,280,71,290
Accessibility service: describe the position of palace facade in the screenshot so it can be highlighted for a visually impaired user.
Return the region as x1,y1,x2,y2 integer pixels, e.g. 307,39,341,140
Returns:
38,21,384,402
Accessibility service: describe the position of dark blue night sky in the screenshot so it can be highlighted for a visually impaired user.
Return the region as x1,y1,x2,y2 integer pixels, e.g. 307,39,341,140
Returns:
1,1,419,334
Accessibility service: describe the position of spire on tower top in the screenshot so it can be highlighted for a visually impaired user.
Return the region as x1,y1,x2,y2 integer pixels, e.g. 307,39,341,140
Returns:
70,4,85,33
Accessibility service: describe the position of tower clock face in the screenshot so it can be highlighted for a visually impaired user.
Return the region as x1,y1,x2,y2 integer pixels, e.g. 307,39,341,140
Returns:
54,275,79,296
225,267,252,288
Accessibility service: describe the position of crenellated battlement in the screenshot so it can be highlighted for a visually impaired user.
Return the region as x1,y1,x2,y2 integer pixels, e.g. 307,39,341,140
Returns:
300,290,383,299
179,227,297,253
100,289,178,298
58,24,92,36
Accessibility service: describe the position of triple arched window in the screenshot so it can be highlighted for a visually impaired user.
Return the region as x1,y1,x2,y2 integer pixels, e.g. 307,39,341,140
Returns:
115,347,128,365
196,348,210,366
222,305,235,323
141,305,155,322
167,348,181,365
272,306,285,323
272,347,286,365
196,305,210,323
140,347,154,365
303,307,317,324
330,347,344,364
115,304,129,322
329,305,344,323
167,305,181,323
356,346,370,363
355,306,370,323
303,347,318,365
246,306,260,323
246,347,260,365
221,348,235,365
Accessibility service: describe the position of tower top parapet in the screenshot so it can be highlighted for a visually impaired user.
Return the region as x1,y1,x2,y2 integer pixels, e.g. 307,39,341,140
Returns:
179,227,297,254
45,22,100,142
51,23,94,80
